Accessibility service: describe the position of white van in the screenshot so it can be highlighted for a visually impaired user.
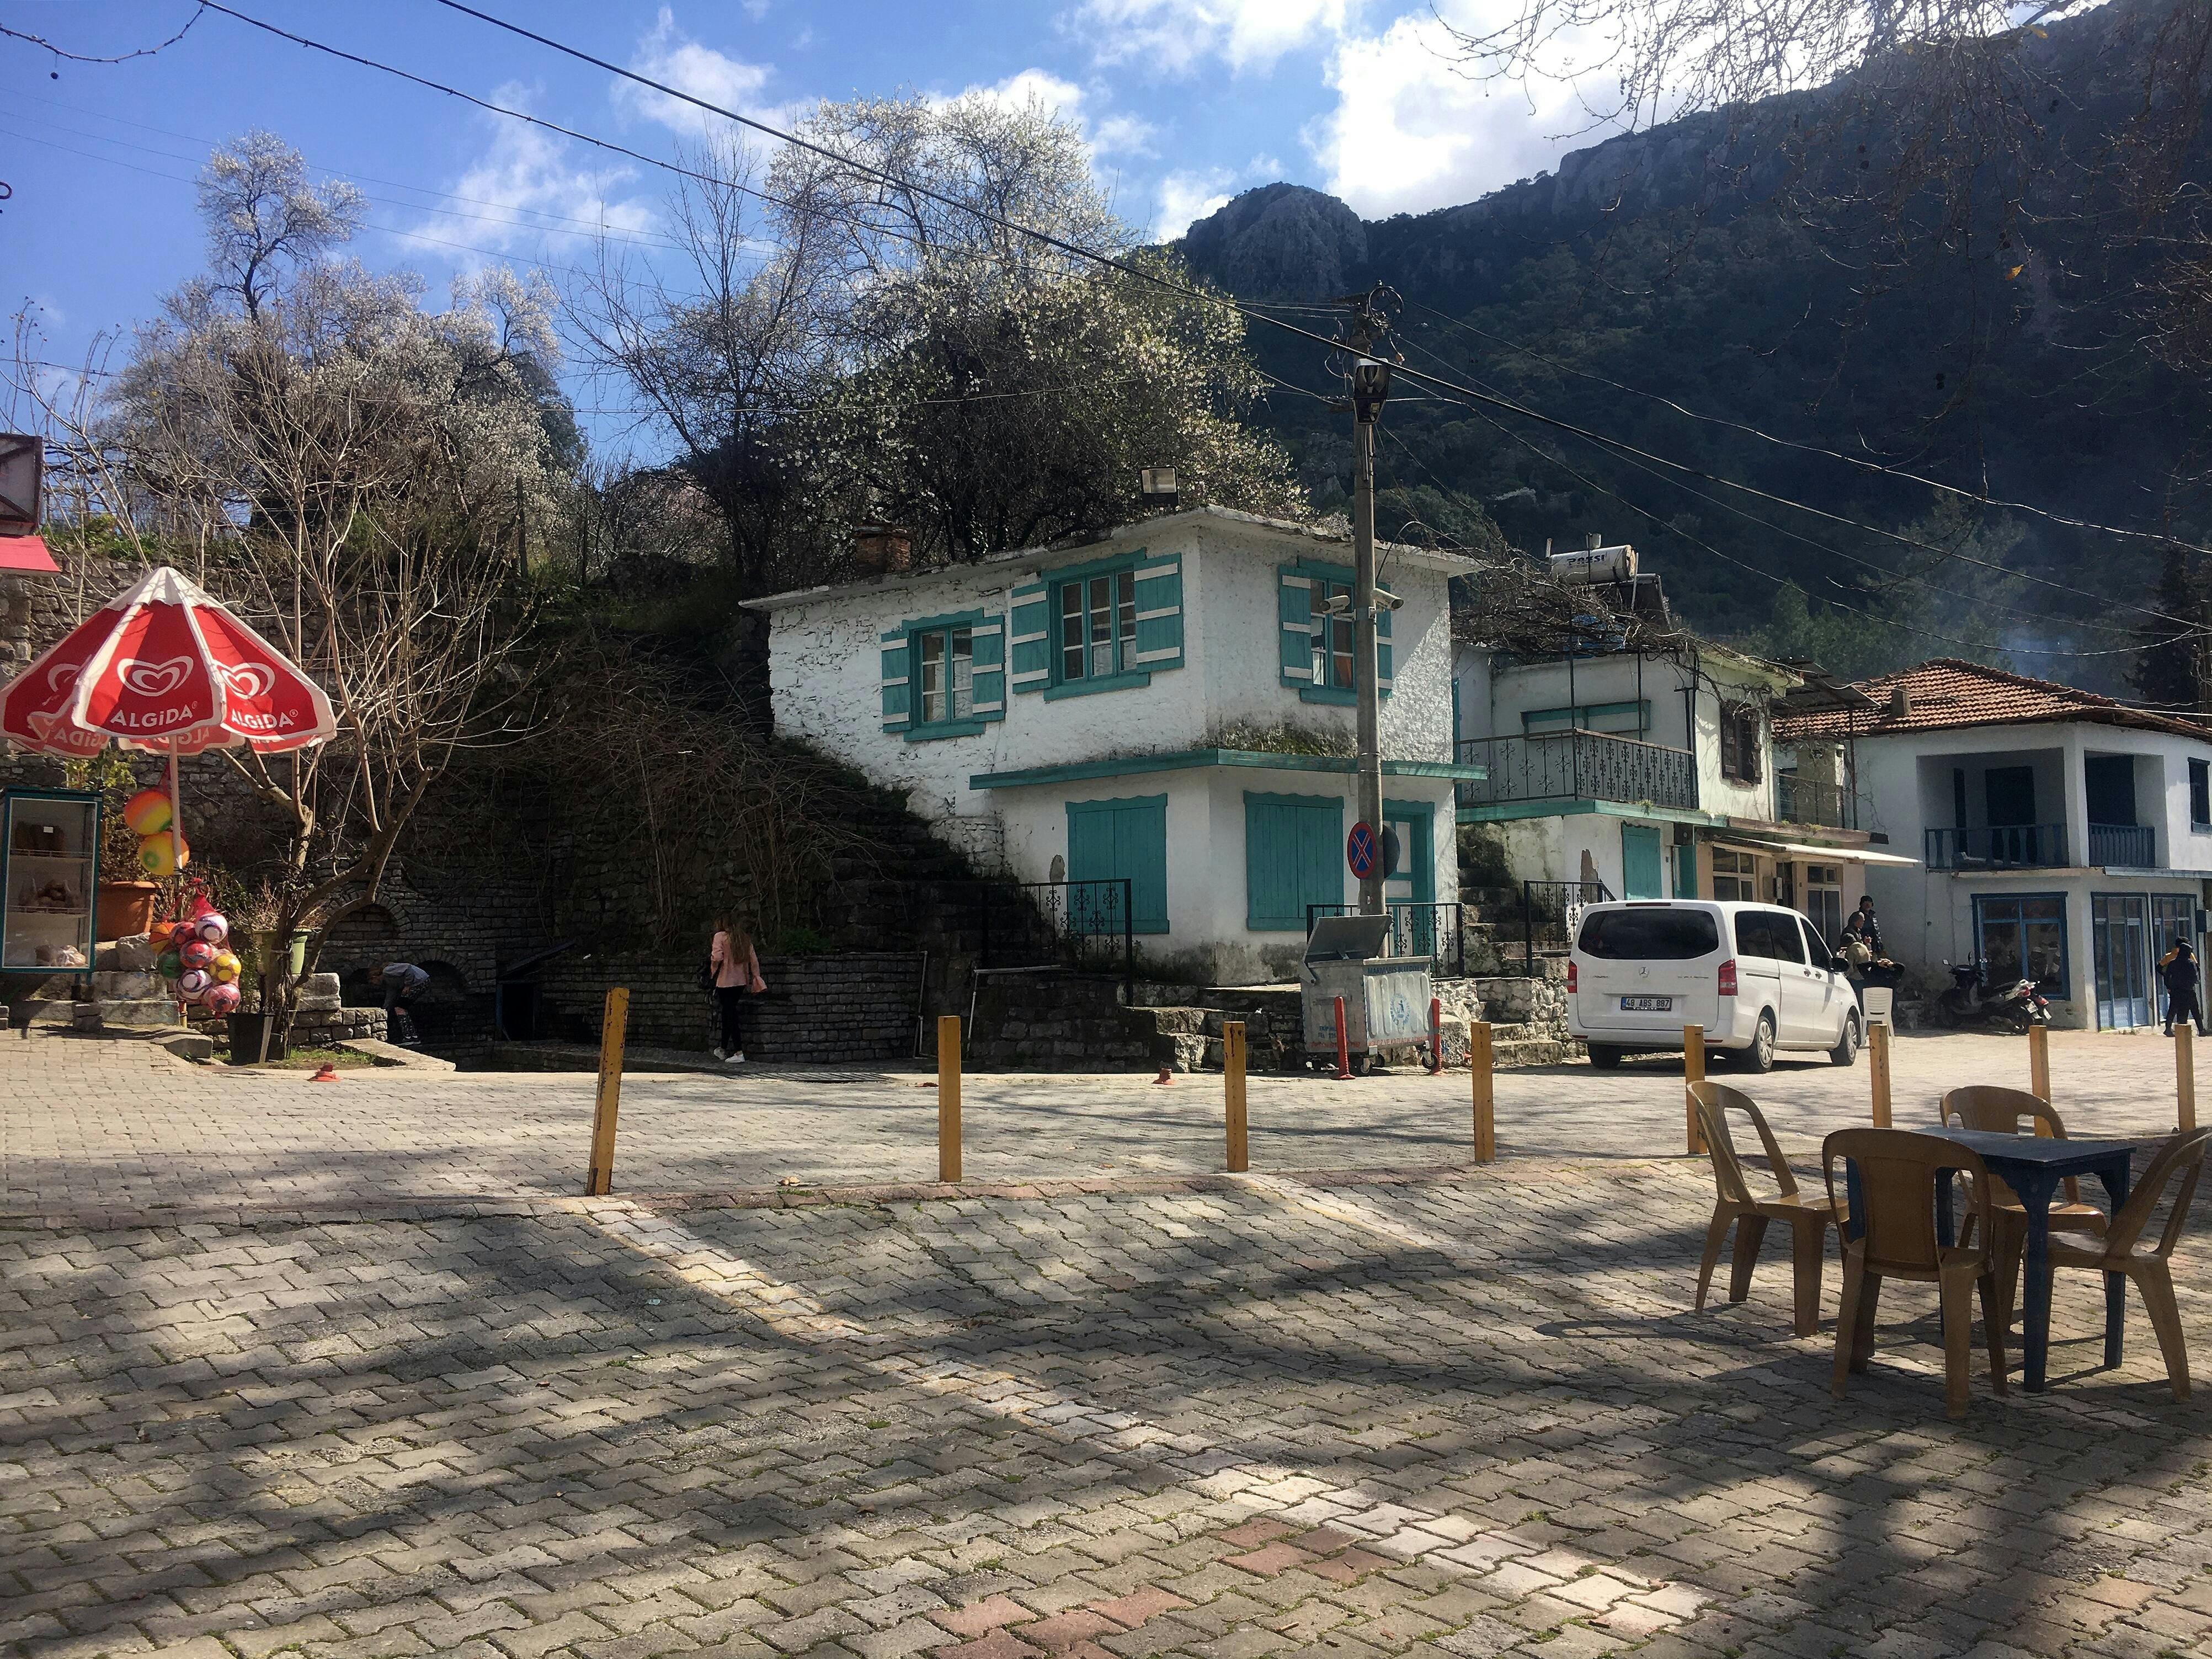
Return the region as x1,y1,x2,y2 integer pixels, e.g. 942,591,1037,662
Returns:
1566,899,1862,1073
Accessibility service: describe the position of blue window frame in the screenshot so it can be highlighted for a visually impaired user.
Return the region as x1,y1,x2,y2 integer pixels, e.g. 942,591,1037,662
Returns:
1973,892,2069,999
881,609,1003,740
1276,561,1392,706
1065,795,1169,934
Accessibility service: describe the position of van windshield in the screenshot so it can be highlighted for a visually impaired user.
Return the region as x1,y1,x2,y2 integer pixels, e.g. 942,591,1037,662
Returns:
1577,908,1721,961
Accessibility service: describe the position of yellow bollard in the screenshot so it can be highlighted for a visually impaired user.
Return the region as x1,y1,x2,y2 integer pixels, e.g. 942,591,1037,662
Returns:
2179,1025,2198,1133
1470,1020,1495,1163
585,986,629,1197
937,1014,963,1182
1868,1018,1893,1128
1224,1020,1248,1172
2029,1022,2050,1103
1683,1025,1707,1156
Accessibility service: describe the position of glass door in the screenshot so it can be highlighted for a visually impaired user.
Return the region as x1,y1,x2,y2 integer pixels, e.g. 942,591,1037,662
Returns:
3,793,98,975
2092,893,2151,1030
2151,894,2198,1027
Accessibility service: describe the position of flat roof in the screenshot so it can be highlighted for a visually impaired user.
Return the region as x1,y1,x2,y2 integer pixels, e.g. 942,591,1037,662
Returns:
743,505,1483,613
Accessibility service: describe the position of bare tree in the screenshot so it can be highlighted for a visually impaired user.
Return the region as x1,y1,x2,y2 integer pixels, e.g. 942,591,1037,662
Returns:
13,134,562,1032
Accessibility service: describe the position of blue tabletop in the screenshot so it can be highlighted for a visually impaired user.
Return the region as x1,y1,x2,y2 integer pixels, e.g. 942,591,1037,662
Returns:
1937,1129,2146,1170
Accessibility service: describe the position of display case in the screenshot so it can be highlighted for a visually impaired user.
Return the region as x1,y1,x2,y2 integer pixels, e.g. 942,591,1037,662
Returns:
2,787,101,979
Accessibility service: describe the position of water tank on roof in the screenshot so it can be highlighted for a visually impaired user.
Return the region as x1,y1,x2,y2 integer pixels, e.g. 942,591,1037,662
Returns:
1549,543,1638,586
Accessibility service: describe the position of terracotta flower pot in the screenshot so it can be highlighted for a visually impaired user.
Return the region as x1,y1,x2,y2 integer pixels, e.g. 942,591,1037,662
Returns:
96,881,161,943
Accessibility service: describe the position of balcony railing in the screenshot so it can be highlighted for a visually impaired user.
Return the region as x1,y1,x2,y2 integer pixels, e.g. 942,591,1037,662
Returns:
1925,824,2069,870
1924,822,2160,871
1457,732,1697,811
2088,823,2156,867
1776,773,1858,830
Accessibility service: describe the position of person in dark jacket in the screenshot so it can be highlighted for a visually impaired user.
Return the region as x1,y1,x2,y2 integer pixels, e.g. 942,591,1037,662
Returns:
1842,897,1883,958
2162,940,2206,1036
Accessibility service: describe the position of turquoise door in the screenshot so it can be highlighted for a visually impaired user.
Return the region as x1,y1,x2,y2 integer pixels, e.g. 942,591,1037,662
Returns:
1065,795,1169,933
1383,798,1437,956
1245,793,1344,931
1622,823,1664,899
1673,841,1697,899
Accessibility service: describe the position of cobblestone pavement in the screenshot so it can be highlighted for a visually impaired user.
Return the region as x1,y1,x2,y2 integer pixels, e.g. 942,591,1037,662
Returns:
7,1030,2212,1659
2,1028,2199,1219
5,1157,2212,1659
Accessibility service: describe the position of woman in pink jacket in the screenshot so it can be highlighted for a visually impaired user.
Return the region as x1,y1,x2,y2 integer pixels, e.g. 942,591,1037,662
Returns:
708,914,766,1064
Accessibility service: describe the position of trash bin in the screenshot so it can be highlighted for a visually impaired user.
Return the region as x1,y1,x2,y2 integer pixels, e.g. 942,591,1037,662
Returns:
1300,913,1435,1063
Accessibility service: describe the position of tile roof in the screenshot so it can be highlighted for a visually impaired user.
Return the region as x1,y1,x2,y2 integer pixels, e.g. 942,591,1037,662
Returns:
1771,657,2212,743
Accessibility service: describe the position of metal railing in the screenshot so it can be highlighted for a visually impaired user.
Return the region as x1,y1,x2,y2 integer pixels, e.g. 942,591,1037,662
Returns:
1522,877,1614,975
1776,773,1858,830
1457,732,1697,811
2088,823,2156,868
1304,902,1469,977
1924,824,2069,870
957,877,1136,1003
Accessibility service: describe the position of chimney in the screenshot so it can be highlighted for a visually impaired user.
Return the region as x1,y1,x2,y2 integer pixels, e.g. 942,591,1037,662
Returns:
851,524,912,576
1888,684,1911,722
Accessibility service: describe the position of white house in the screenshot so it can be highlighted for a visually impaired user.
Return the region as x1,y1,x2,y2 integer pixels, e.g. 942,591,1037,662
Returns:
748,508,1482,984
1453,564,1905,943
1772,658,2212,1029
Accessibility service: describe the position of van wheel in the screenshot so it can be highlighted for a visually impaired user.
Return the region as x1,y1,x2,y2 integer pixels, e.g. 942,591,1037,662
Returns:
1736,1013,1777,1074
1830,1011,1862,1067
1588,1044,1622,1070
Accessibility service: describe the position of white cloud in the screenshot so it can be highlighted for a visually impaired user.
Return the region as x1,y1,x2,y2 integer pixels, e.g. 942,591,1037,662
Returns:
1068,0,1358,76
615,7,774,137
1309,4,1629,217
1090,111,1160,159
951,68,1161,168
405,83,657,265
1150,151,1280,237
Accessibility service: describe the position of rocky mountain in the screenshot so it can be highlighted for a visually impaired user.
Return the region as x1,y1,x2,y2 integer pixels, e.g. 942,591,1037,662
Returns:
1174,0,2212,692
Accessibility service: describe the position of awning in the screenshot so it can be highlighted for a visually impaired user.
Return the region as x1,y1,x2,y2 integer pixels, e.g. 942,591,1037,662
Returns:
0,534,58,574
1710,835,1921,868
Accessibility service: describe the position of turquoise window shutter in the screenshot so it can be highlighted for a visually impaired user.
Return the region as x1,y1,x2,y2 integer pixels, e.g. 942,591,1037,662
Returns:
1130,558,1184,670
1009,582,1050,694
1277,567,1313,684
1376,594,1394,692
971,614,1006,719
1065,795,1169,933
1244,792,1344,931
879,631,911,732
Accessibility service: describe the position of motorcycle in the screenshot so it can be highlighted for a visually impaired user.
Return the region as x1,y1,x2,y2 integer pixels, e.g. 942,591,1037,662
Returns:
1937,958,2050,1032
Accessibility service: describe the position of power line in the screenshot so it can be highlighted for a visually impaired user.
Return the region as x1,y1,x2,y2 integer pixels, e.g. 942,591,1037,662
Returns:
0,6,208,66
415,0,2212,637
1401,295,2199,557
1388,332,2151,644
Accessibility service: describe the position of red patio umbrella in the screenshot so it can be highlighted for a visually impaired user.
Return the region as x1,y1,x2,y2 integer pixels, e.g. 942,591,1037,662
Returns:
0,566,337,867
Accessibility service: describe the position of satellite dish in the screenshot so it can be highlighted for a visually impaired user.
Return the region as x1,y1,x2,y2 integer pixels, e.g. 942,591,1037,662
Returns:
0,433,41,536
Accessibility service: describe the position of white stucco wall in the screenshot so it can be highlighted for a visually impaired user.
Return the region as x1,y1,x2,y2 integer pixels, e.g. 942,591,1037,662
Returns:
989,766,1458,984
753,510,1470,980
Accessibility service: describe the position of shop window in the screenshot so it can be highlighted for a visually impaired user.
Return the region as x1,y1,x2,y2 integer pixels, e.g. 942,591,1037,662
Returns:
1059,570,1137,684
914,625,973,725
2193,758,2210,830
1974,892,2069,997
1801,863,1842,949
1712,847,1756,903
1718,703,1761,784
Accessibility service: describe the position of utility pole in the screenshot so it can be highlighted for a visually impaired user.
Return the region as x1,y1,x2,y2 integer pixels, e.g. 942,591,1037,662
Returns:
1335,287,1396,916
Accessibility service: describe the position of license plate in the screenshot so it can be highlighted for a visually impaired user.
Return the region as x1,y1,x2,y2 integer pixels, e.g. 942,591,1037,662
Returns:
1620,995,1673,1012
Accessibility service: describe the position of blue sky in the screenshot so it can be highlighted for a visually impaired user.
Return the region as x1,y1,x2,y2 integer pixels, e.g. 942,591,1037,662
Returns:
2,0,1627,445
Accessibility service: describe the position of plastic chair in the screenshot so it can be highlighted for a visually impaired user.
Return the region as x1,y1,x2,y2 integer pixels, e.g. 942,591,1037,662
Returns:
2046,1127,2211,1401
1823,1128,2008,1418
1938,1086,2109,1325
1690,1081,1843,1337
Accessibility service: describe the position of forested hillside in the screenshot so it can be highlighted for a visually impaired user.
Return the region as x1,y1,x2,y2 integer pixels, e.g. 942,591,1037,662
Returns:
1175,0,2212,694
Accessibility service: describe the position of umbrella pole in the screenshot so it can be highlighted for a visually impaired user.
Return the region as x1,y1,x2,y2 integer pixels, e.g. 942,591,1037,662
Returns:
167,737,188,1026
